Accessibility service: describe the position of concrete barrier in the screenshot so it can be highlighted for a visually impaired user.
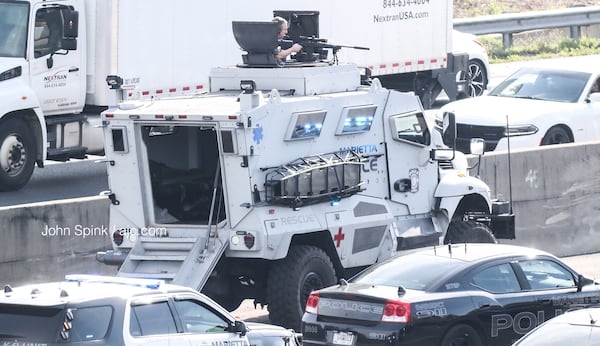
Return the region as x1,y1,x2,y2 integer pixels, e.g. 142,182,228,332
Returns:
2,141,599,286
0,196,116,286
472,141,600,257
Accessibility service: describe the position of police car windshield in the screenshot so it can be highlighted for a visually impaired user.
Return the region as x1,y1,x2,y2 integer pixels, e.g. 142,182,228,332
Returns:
351,254,465,290
0,305,64,341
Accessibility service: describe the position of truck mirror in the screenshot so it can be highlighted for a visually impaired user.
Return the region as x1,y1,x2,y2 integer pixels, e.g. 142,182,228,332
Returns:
470,138,485,156
62,9,79,39
62,38,77,51
441,112,456,148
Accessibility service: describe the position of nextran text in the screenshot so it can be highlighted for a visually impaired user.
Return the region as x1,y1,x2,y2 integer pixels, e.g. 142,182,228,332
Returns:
382,0,430,8
374,11,429,23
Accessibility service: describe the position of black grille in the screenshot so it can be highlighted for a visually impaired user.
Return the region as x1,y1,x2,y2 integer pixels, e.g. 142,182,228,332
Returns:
456,123,506,153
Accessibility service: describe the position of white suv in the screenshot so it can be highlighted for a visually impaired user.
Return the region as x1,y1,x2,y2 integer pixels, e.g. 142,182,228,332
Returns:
0,275,299,345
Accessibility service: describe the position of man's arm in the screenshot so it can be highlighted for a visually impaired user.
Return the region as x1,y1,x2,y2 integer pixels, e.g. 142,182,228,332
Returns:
276,43,303,60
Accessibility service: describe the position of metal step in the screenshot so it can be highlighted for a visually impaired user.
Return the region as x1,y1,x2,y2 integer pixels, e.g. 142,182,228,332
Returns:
173,237,229,290
118,272,177,280
117,232,226,290
128,254,188,261
140,237,198,243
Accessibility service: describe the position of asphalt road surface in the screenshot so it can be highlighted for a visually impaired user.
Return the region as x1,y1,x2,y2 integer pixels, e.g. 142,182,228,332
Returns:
0,156,108,207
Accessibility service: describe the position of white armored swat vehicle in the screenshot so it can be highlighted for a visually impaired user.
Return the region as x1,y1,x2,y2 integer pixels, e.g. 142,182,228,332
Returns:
96,20,514,330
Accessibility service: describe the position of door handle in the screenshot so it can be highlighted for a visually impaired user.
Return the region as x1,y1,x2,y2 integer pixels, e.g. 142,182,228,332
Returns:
69,67,79,72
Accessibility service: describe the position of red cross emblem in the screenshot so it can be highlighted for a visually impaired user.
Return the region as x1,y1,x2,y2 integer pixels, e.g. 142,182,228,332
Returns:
334,227,345,247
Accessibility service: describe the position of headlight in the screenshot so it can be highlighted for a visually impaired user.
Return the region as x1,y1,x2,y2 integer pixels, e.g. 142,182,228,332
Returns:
504,124,538,137
0,66,22,81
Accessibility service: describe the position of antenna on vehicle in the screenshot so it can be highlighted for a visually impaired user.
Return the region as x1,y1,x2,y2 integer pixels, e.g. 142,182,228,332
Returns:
505,115,514,216
588,310,597,325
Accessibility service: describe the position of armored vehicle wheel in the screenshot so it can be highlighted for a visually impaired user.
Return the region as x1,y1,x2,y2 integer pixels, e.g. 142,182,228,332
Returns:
267,245,336,331
440,324,483,346
0,118,36,191
444,220,497,244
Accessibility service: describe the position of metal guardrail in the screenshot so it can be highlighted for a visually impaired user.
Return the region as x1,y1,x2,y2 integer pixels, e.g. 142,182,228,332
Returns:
454,6,600,48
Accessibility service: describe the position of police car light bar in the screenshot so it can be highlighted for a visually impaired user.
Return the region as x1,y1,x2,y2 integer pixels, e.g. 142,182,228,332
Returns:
65,274,164,289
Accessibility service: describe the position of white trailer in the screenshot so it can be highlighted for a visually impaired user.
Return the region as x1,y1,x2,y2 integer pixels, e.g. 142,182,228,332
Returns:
0,0,468,190
95,20,513,331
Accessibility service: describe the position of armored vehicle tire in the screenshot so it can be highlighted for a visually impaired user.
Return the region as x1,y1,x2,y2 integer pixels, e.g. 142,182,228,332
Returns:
267,245,336,331
440,324,483,346
0,118,36,191
444,220,497,244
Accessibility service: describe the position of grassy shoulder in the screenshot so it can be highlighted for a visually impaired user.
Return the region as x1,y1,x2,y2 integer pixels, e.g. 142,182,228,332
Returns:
480,35,600,63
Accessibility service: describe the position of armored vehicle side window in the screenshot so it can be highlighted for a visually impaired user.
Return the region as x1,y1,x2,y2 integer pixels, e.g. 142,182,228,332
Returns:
130,301,177,336
471,263,521,293
285,110,327,141
69,306,112,341
518,259,576,290
111,127,128,153
173,299,230,333
389,112,431,146
336,105,377,135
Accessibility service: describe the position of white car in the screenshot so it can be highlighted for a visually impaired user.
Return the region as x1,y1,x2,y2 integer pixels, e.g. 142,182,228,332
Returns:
0,275,300,345
453,29,491,97
440,66,600,153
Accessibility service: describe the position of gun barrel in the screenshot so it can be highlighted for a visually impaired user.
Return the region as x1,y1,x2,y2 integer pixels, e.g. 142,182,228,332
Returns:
341,45,370,50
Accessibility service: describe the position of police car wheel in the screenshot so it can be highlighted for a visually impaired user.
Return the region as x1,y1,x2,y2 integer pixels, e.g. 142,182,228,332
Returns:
0,118,36,191
267,245,336,331
440,324,483,346
444,220,497,244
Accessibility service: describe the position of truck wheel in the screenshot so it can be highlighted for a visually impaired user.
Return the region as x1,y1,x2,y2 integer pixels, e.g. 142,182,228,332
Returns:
444,220,497,244
0,118,36,191
440,324,483,346
267,245,336,331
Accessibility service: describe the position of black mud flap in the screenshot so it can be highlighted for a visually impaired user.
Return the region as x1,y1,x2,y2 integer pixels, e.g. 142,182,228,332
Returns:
490,213,516,239
490,200,515,239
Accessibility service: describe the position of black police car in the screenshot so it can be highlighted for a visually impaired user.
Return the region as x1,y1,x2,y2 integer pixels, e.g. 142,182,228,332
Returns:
512,306,600,346
0,275,299,345
301,243,600,346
